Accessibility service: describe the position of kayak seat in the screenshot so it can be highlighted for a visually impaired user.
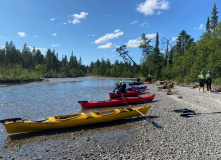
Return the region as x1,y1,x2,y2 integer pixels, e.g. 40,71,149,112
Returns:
55,114,81,119
85,113,95,119
95,110,115,115
126,108,133,111
33,118,48,122
119,109,129,113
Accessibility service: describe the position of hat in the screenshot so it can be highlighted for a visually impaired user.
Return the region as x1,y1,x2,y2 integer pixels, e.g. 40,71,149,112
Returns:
208,71,210,73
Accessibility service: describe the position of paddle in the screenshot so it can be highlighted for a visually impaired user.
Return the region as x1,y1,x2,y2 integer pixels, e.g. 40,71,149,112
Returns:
180,111,221,117
173,108,221,117
122,100,162,129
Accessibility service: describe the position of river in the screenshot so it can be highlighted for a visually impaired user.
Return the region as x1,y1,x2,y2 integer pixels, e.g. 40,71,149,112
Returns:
0,77,134,150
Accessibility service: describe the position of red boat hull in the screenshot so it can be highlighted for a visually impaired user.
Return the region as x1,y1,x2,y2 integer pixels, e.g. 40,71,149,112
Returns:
144,82,153,84
79,94,155,109
109,89,145,99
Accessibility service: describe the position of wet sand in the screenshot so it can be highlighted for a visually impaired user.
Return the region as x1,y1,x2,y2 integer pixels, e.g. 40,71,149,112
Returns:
0,81,221,159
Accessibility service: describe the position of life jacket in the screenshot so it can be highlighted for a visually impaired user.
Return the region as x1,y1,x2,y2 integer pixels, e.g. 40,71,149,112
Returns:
117,81,123,88
118,81,126,89
199,75,204,80
119,81,124,84
206,74,212,79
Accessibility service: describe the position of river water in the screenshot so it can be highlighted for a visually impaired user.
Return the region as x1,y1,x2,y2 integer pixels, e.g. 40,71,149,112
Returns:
0,77,134,149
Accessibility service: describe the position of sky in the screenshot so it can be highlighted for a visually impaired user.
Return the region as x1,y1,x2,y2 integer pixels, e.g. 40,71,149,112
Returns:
0,0,220,65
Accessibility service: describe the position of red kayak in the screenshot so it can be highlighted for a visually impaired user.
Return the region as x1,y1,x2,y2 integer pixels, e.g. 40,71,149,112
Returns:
109,89,145,99
144,82,153,84
79,94,156,109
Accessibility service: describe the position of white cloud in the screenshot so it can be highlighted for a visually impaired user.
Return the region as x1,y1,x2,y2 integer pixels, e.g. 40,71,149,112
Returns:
131,21,139,25
88,34,96,37
68,12,88,24
114,29,120,33
157,11,162,15
34,35,39,38
136,0,170,16
18,32,26,37
127,39,141,48
52,44,60,47
27,46,47,55
98,43,112,49
72,12,88,19
50,17,60,21
94,29,124,44
52,33,57,36
72,19,80,24
139,20,149,27
171,37,177,41
194,24,204,30
35,47,47,52
146,33,156,39
126,33,156,48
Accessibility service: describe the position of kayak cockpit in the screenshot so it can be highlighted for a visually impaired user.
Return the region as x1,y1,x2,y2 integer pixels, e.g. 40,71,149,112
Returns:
54,113,82,120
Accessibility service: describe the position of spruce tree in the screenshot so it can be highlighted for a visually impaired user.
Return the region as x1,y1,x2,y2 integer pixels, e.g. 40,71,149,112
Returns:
206,17,211,34
211,3,219,32
139,33,153,57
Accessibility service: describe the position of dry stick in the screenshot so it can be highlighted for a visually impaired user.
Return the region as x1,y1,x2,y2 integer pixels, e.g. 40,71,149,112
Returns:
123,100,162,129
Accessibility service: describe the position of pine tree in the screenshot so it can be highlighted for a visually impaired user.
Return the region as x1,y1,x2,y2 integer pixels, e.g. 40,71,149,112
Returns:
175,30,194,55
211,3,219,32
139,33,153,57
206,17,211,33
21,43,33,68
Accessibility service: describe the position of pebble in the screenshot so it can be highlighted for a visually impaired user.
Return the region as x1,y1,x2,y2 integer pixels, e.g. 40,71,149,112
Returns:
1,83,221,159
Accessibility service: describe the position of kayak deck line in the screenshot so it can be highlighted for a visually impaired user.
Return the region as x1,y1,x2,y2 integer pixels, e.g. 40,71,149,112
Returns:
1,105,151,134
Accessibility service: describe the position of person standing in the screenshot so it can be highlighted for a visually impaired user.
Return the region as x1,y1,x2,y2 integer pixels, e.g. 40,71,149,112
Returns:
137,77,140,83
148,74,152,84
205,71,213,91
197,72,205,92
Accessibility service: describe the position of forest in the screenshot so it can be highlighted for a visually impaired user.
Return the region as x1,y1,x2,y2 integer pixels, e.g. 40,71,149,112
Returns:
0,4,220,84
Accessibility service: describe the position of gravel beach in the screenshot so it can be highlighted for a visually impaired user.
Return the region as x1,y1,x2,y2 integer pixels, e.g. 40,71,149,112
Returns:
1,82,221,160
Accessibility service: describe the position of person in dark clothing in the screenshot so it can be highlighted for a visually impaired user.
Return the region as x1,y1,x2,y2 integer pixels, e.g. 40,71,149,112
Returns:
205,71,214,91
113,81,126,98
137,77,140,83
119,82,126,98
148,74,152,84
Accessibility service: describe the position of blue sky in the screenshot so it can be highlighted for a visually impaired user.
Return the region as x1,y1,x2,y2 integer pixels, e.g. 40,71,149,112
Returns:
0,0,220,65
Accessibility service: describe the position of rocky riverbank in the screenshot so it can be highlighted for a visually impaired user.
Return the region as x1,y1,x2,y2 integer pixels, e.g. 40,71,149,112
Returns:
0,83,221,159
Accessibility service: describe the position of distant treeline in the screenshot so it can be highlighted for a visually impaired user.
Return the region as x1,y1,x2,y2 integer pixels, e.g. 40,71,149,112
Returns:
0,42,141,83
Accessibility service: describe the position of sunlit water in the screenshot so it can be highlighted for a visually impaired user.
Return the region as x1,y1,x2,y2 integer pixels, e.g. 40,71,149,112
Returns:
0,77,133,148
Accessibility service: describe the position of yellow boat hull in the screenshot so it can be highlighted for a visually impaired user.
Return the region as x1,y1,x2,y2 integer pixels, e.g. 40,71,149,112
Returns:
3,105,151,134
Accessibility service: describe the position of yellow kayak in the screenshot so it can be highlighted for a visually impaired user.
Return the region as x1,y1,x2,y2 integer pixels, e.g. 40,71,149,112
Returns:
1,105,151,134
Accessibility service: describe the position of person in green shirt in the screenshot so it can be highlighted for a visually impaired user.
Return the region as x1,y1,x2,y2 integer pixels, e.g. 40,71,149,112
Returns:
113,81,126,98
197,71,205,92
